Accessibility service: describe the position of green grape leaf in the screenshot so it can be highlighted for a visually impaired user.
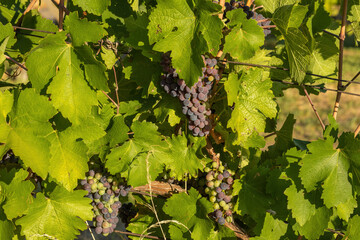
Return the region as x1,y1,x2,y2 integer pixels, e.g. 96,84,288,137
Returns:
163,188,214,240
4,89,57,179
292,207,331,240
0,168,35,219
336,197,357,221
106,115,129,147
223,9,264,61
164,134,205,179
0,90,13,142
306,1,332,35
252,213,287,240
72,0,110,15
14,10,58,54
125,13,153,54
64,12,107,47
348,2,360,43
47,129,89,191
106,121,168,187
124,51,161,97
0,36,8,64
284,184,316,226
0,23,16,47
346,215,360,239
16,186,92,240
272,4,311,83
299,138,353,208
225,69,277,145
148,0,223,86
307,33,338,80
26,33,99,124
207,226,236,240
0,208,14,240
254,0,297,13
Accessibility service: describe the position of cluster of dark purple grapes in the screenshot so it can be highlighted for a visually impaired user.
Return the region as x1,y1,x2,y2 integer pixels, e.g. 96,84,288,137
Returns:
223,0,254,19
253,12,271,36
204,161,234,225
160,53,219,137
81,170,131,236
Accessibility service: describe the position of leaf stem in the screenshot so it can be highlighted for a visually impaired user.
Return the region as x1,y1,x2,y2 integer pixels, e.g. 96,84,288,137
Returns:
261,25,276,29
322,30,340,39
101,90,119,108
113,66,120,115
343,71,360,89
12,26,56,34
302,85,325,131
51,0,70,15
5,55,28,71
332,0,348,119
325,228,345,237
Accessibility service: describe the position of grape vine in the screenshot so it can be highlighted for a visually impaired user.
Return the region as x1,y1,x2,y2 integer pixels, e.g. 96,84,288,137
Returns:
0,0,359,240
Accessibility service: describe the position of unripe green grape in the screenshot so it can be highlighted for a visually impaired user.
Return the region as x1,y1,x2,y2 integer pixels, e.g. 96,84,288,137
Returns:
108,208,113,214
205,187,210,194
91,184,98,191
212,162,218,169
207,181,214,188
223,204,230,211
99,189,105,195
213,203,220,210
219,165,225,172
210,196,216,202
211,190,217,196
94,199,100,203
95,173,102,180
107,177,113,183
87,176,93,180
214,180,221,188
109,198,115,205
97,183,104,189
226,216,232,223
114,197,119,202
219,200,226,207
204,167,211,172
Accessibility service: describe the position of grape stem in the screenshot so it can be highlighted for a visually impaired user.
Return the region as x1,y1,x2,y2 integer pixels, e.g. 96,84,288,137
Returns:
301,85,325,131
332,0,348,119
51,0,70,15
5,55,28,71
113,66,120,115
58,0,65,30
12,26,56,34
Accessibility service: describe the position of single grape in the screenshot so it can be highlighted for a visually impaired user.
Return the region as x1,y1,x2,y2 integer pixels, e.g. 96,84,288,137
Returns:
96,215,104,223
95,227,102,234
220,183,229,190
218,217,226,225
88,170,95,177
215,209,223,218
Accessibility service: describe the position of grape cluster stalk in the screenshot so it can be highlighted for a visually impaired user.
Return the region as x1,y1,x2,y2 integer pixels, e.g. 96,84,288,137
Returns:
204,162,234,225
81,170,131,236
160,53,220,137
215,0,272,36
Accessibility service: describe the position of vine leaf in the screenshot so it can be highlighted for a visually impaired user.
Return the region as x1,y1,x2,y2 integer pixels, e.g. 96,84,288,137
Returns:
225,69,277,145
207,226,236,239
348,2,360,43
346,215,360,239
64,12,107,47
148,0,223,86
284,184,316,226
0,207,14,239
0,168,35,219
106,121,168,187
299,138,353,209
223,9,264,61
164,134,206,179
26,32,104,124
72,0,111,15
163,188,214,240
292,207,331,240
272,4,311,83
16,186,92,240
3,89,57,179
47,129,89,191
252,213,287,240
254,0,297,13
